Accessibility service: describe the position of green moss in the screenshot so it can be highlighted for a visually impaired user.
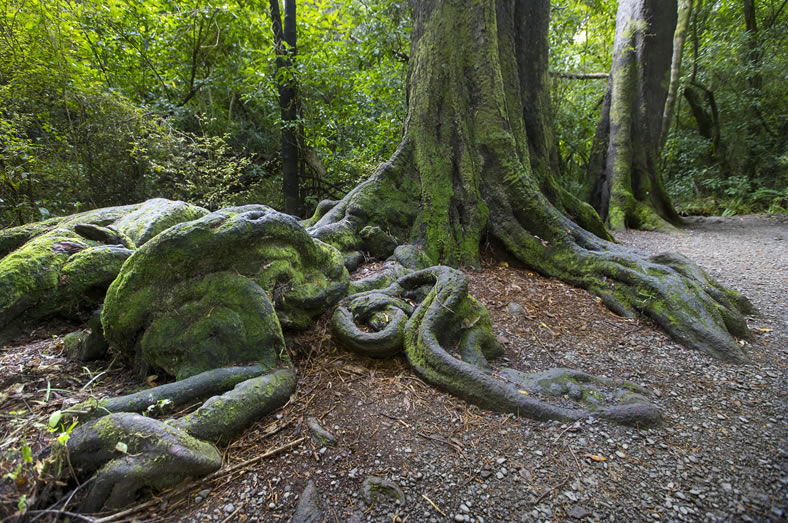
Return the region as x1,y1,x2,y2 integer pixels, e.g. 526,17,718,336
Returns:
103,207,348,377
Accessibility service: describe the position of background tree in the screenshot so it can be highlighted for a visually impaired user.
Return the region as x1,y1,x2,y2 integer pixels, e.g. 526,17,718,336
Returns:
309,0,751,362
0,0,408,225
270,0,301,215
585,0,682,231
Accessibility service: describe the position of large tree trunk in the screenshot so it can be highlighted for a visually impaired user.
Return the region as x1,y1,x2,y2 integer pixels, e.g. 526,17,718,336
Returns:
310,0,752,362
587,0,682,231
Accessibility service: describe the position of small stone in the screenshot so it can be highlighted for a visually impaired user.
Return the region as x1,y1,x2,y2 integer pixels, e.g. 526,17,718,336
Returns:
460,504,470,513
224,503,235,513
568,505,592,519
507,302,527,318
454,514,465,522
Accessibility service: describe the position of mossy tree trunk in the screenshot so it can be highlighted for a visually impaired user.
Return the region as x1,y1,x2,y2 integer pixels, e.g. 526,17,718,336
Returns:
310,0,752,362
660,0,693,150
586,0,682,231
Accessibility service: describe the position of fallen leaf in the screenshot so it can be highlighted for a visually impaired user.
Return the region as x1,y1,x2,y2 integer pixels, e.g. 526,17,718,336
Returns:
146,375,158,386
584,454,607,462
519,390,529,395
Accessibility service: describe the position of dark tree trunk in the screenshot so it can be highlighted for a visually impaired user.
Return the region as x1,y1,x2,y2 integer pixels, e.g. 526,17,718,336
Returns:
587,0,682,231
683,82,731,178
270,0,302,216
309,0,752,363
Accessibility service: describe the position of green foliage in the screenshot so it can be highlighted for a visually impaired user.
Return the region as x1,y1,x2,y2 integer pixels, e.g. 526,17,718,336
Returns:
549,0,786,216
549,0,617,198
0,0,409,225
661,0,787,215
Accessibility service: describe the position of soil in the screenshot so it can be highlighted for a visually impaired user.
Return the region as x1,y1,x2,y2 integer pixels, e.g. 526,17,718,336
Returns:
0,214,785,522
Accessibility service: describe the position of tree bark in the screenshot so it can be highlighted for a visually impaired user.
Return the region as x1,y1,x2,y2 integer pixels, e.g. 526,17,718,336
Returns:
587,0,682,231
683,82,730,178
660,0,693,149
309,0,753,363
270,0,301,216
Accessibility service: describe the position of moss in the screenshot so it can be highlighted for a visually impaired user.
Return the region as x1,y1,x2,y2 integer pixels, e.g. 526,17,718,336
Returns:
0,200,207,330
0,216,65,258
174,368,296,442
103,206,349,377
139,272,284,379
111,198,208,246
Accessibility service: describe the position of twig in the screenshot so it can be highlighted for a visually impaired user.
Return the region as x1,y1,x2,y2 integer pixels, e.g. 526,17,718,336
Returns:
534,334,557,364
23,510,98,522
553,423,575,442
381,413,410,428
417,432,463,455
567,444,583,475
532,476,570,505
29,477,95,522
220,505,242,523
421,494,446,517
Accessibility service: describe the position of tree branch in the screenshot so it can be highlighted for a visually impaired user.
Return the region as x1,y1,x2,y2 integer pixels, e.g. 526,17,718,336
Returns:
549,71,609,80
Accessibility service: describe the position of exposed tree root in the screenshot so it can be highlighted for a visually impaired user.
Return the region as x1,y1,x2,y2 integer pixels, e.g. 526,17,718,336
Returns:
62,367,295,512
332,264,662,427
66,413,221,513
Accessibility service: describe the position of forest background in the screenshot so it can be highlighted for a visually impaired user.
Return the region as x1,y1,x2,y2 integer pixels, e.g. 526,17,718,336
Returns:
0,0,785,227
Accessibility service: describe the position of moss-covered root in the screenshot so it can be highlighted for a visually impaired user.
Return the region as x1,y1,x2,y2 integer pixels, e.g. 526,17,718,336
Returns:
332,292,412,358
173,368,296,443
73,364,270,423
400,267,593,422
0,199,207,331
584,248,754,362
103,206,349,379
66,413,221,513
486,194,754,363
499,368,662,427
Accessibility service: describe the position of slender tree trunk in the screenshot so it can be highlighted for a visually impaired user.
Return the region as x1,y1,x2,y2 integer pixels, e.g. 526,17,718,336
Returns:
661,0,693,149
742,0,763,179
683,82,730,178
587,0,682,231
309,0,752,362
270,0,301,216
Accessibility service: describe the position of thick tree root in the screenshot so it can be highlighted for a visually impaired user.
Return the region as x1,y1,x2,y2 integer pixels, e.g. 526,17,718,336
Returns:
66,413,221,513
333,265,661,426
72,364,271,422
62,367,295,512
174,368,296,443
480,163,755,362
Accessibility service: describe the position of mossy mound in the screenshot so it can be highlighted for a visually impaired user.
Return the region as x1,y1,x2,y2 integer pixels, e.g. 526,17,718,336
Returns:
102,205,349,379
0,199,208,333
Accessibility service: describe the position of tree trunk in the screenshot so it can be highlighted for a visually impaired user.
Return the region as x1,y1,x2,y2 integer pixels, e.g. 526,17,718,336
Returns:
587,0,682,231
683,82,730,178
660,0,693,149
310,0,753,362
270,0,302,216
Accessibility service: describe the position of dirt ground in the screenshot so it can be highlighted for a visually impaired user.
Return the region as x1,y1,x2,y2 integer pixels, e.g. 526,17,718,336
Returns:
0,214,785,522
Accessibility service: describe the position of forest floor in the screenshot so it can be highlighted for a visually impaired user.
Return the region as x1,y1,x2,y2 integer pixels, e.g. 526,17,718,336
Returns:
0,214,785,522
